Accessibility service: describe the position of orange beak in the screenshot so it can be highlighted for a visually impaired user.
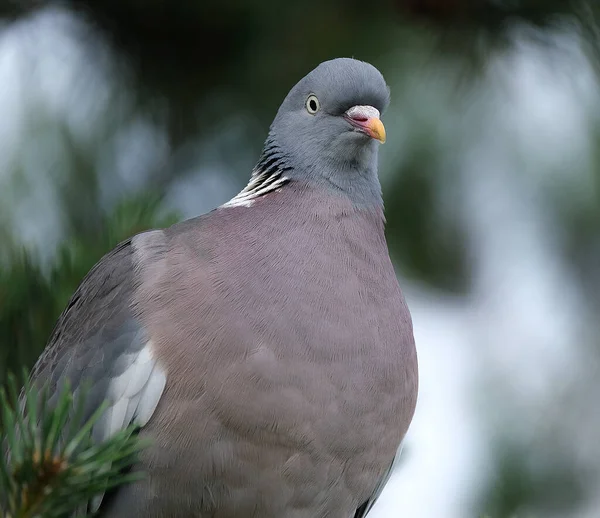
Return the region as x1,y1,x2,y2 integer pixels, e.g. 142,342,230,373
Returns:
344,105,386,144
363,117,386,144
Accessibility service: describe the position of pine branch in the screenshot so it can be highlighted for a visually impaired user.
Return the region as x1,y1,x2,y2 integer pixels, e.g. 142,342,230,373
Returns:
0,372,147,518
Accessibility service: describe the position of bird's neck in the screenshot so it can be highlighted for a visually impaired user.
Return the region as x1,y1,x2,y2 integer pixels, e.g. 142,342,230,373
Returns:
223,136,384,209
299,162,383,208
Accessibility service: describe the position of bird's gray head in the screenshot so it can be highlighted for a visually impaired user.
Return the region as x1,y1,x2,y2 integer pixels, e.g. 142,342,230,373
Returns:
258,58,390,207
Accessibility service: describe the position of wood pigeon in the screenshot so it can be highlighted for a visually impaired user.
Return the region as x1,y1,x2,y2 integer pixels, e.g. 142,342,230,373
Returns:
30,57,419,517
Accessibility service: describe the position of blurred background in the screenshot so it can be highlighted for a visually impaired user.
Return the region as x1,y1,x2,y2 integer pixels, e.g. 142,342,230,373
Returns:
1,0,599,516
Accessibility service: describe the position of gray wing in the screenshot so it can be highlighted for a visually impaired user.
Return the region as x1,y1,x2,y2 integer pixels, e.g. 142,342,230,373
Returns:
354,444,404,518
28,238,166,512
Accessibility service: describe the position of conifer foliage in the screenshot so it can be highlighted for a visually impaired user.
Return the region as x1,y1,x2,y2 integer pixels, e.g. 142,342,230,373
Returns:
1,373,145,518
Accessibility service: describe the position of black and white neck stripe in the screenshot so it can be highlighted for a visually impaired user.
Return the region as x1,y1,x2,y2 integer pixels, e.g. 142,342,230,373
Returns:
222,136,292,208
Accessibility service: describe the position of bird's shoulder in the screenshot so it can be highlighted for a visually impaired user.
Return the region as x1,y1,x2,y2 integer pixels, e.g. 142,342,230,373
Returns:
31,211,214,388
32,238,137,384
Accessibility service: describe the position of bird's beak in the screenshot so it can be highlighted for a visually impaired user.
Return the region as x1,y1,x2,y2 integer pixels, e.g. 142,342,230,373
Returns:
344,105,386,144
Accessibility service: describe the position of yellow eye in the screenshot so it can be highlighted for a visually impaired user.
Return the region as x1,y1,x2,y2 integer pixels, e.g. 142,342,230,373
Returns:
306,95,320,114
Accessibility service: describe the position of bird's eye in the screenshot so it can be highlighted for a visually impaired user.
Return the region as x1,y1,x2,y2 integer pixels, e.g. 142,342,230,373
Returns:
305,95,320,114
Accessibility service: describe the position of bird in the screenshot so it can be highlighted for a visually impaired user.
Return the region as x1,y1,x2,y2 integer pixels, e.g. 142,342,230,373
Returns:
29,57,419,518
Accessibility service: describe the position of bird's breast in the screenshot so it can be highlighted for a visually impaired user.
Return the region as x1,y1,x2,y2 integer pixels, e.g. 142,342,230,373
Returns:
134,188,417,516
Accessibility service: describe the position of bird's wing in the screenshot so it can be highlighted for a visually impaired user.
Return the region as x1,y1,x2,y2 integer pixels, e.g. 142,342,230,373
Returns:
354,444,404,518
27,237,167,513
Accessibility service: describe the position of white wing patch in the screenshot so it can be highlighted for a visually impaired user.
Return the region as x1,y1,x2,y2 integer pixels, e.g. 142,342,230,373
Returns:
93,341,166,441
134,366,167,426
90,341,166,513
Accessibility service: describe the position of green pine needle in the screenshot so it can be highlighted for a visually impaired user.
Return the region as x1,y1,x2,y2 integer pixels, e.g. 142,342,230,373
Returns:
1,372,148,518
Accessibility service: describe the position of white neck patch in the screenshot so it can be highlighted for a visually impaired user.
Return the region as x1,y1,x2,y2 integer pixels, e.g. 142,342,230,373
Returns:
221,168,288,208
